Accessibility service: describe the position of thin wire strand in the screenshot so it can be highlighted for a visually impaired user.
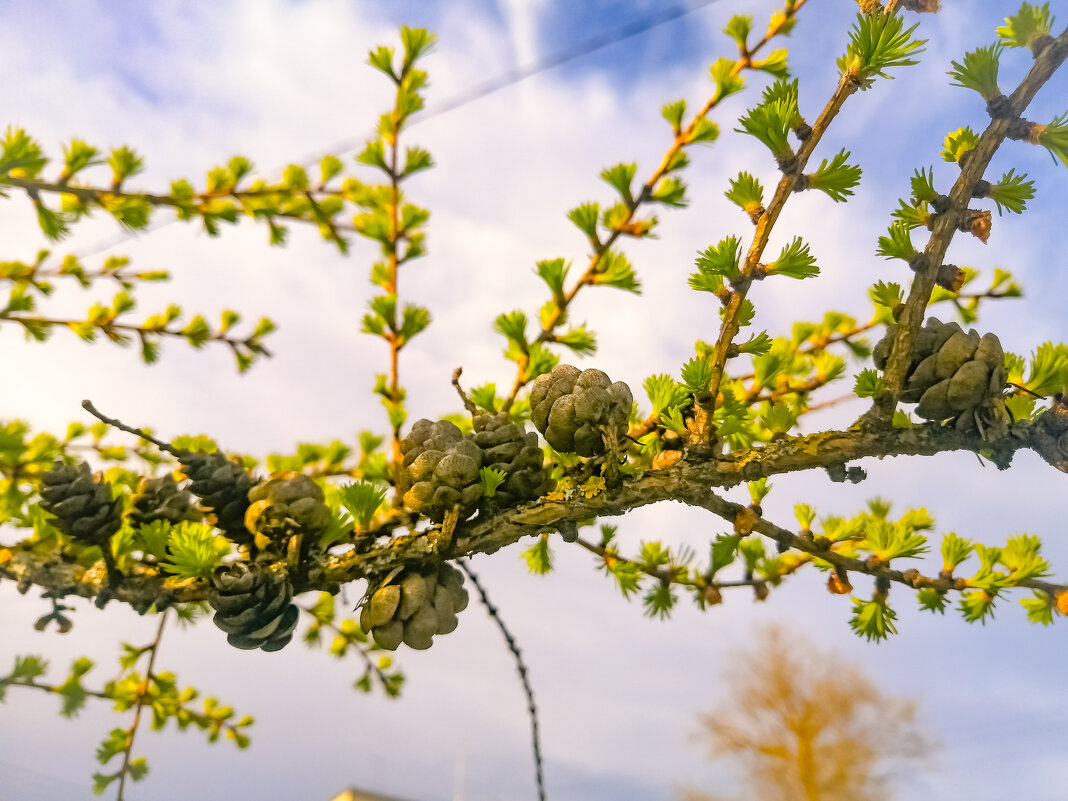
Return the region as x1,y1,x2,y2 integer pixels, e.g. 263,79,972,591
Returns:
69,0,724,262
458,558,546,801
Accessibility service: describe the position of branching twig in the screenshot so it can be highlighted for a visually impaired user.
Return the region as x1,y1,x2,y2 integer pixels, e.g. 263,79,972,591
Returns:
699,70,861,445
0,676,110,700
0,313,269,357
81,400,180,457
502,2,808,410
689,489,1067,598
452,367,478,415
458,559,546,801
871,25,1068,422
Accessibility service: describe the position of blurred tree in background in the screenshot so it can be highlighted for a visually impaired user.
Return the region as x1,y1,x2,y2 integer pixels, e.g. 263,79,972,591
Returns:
682,626,930,801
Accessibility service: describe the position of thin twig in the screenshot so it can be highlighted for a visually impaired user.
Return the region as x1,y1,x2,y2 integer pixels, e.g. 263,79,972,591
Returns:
1,261,153,287
729,283,1015,384
457,559,546,801
1007,382,1046,399
116,610,168,801
0,313,268,356
0,676,111,700
81,400,179,456
573,535,768,590
801,392,856,414
687,489,1068,599
452,368,478,415
4,176,358,233
575,536,694,587
386,115,404,496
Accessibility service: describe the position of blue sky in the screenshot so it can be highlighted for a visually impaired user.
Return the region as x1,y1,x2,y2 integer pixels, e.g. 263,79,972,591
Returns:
1,1,1067,800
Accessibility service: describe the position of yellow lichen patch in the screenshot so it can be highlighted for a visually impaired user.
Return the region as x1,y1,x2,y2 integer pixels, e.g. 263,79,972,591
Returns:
581,476,606,499
545,478,574,502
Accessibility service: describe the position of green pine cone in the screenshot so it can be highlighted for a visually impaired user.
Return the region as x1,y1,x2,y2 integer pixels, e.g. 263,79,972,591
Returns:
400,420,483,522
127,474,201,528
360,563,469,652
178,451,257,543
472,412,551,507
245,472,331,541
208,562,299,652
529,364,633,456
38,460,122,545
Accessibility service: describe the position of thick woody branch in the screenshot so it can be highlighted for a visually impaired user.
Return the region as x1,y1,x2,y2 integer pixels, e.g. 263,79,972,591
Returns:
4,412,1064,606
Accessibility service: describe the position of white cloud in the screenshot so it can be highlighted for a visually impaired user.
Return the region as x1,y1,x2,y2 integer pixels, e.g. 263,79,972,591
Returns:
500,0,548,68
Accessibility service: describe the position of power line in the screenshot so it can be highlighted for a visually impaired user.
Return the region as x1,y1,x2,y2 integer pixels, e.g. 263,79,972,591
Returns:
311,0,724,158
70,0,724,261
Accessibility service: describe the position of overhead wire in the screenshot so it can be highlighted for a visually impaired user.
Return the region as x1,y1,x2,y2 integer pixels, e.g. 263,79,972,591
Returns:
68,0,725,261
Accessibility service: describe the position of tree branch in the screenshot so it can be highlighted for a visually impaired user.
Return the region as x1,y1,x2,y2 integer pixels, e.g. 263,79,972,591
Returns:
871,25,1068,422
5,412,1064,606
700,71,859,444
502,2,808,409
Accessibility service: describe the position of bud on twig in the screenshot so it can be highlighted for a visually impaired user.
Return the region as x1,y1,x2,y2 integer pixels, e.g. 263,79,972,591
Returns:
936,263,965,292
827,567,852,595
959,209,991,243
734,505,760,535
